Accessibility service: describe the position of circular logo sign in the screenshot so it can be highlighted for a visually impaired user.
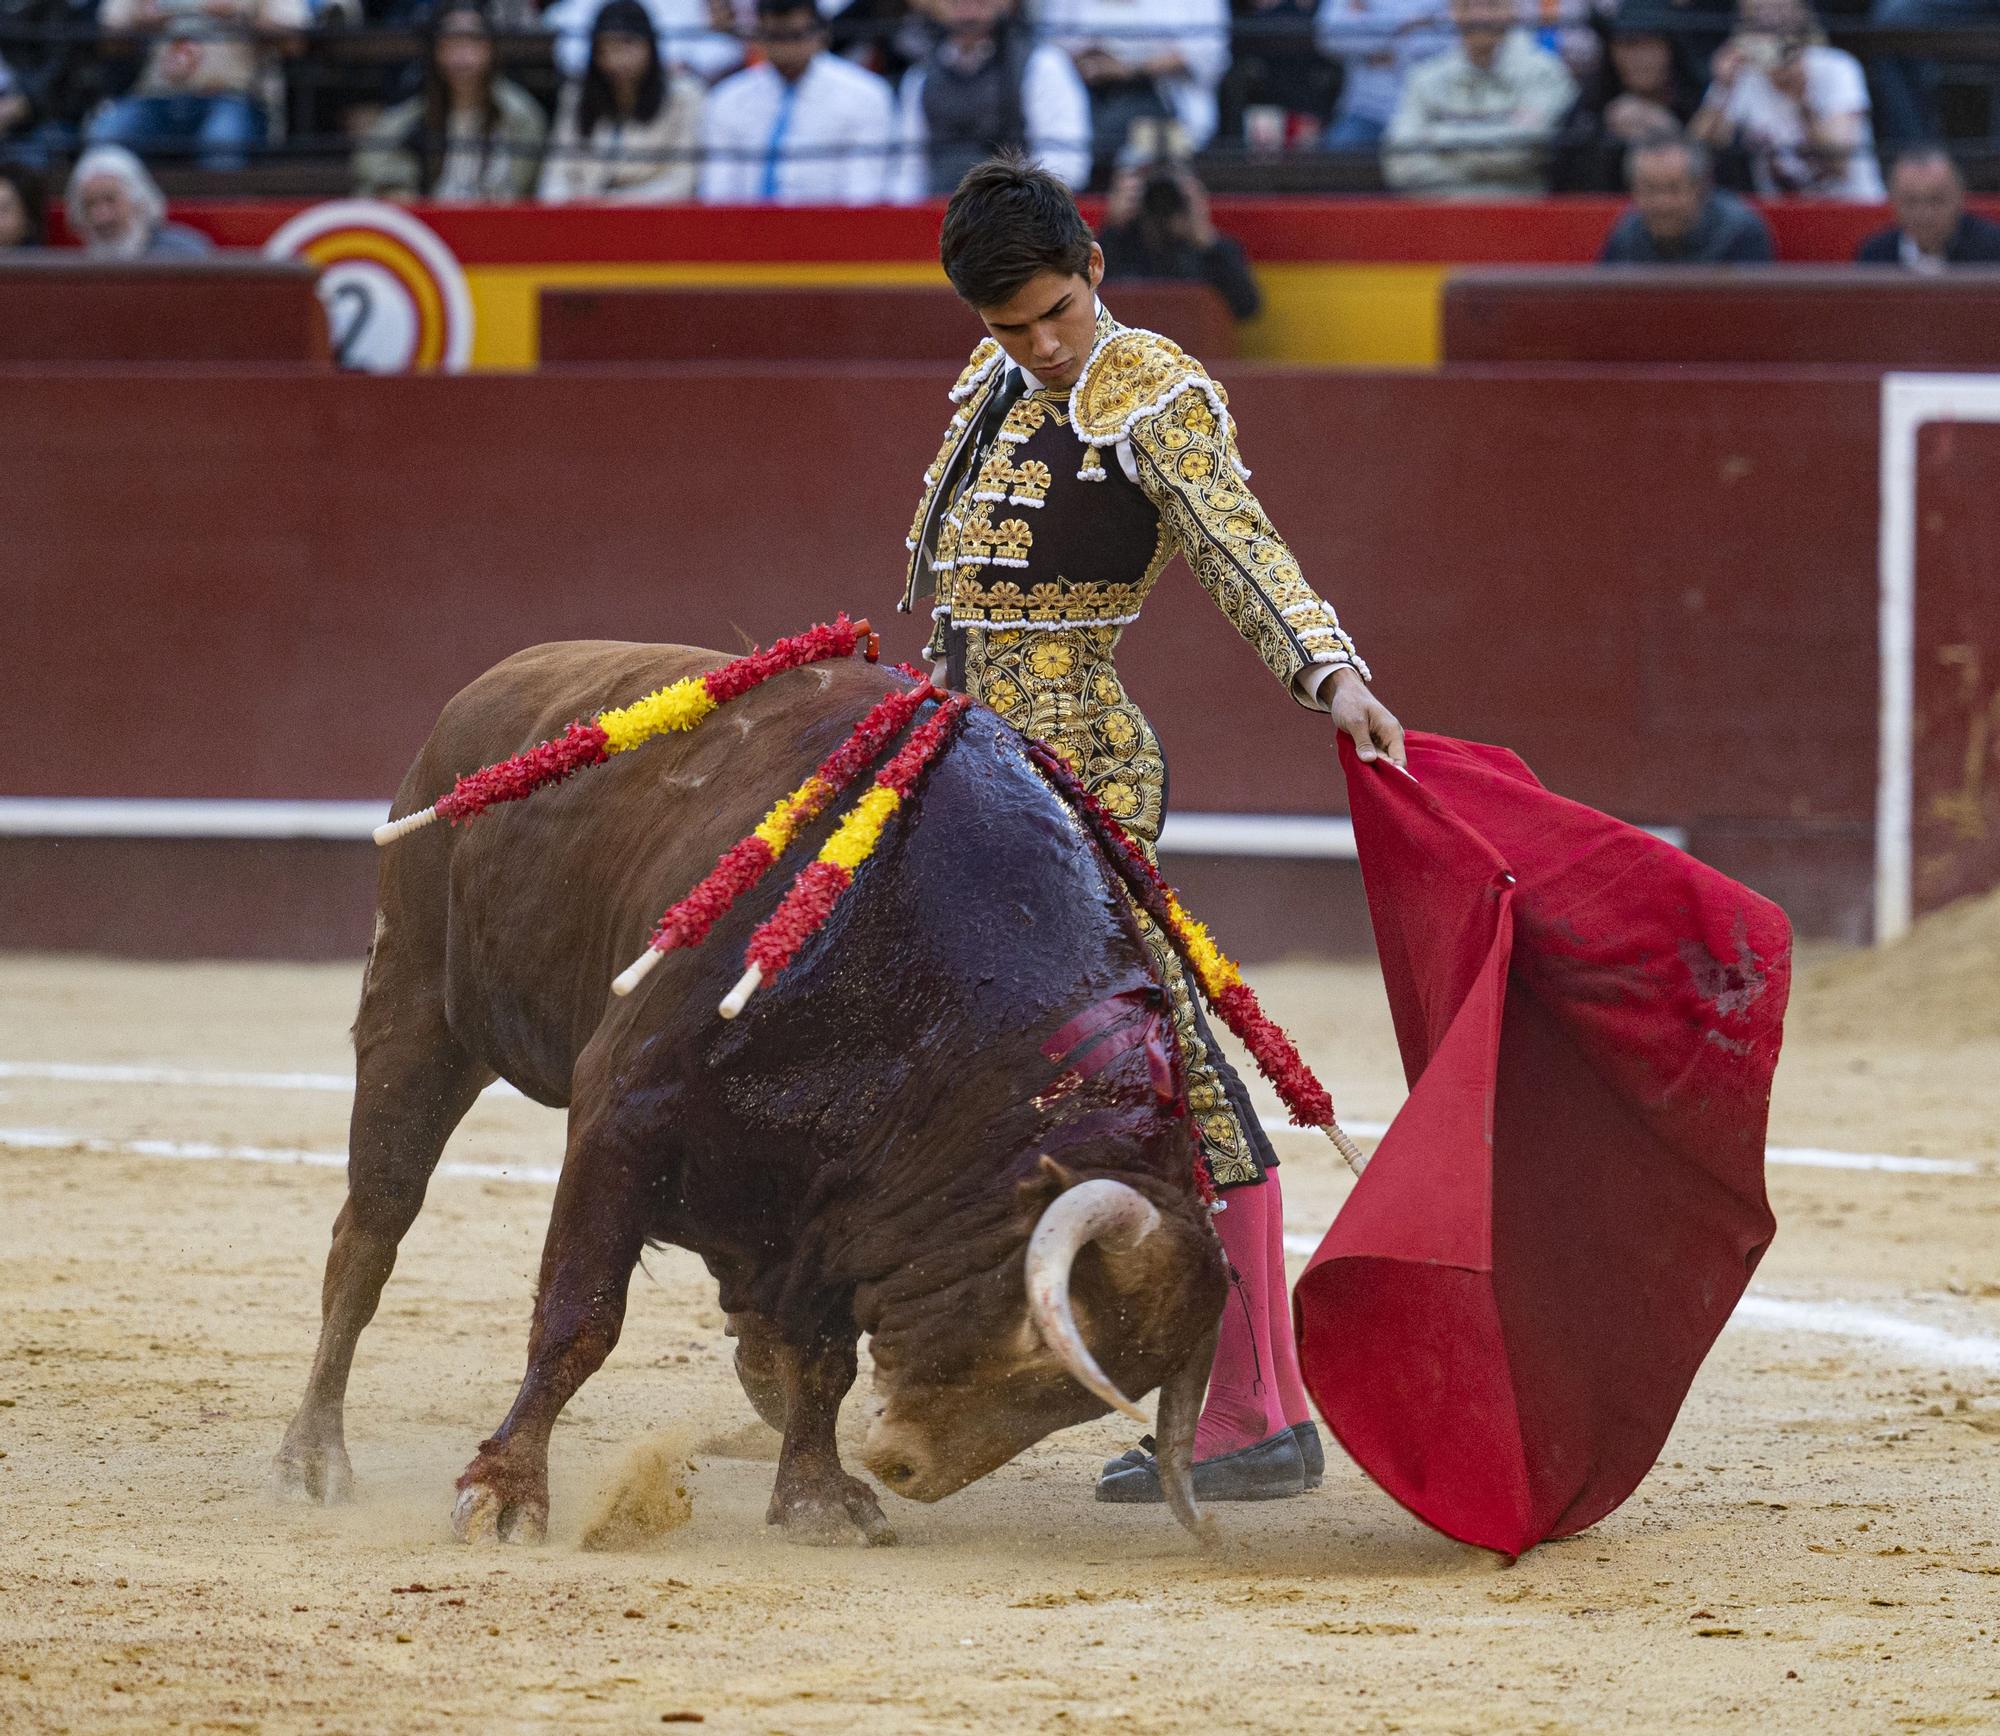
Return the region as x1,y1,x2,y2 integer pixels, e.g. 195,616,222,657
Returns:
264,200,475,374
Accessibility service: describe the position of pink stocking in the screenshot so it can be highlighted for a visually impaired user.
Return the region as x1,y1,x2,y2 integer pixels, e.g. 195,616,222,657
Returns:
1261,1169,1314,1428
1195,1175,1300,1458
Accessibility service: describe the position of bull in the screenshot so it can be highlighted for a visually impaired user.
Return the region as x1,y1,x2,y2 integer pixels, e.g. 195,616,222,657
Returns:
272,641,1228,1545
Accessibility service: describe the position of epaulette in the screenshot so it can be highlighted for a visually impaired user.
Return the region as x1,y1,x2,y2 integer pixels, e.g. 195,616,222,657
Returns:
1068,326,1231,449
949,337,1006,404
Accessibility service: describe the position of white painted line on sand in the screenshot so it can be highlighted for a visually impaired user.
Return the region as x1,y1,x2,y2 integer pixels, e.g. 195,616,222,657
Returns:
1278,1226,2000,1370
1256,1115,1983,1177
10,1119,1996,1376
1731,1294,2000,1371
1,1064,1983,1178
0,1126,560,1186
0,1060,525,1099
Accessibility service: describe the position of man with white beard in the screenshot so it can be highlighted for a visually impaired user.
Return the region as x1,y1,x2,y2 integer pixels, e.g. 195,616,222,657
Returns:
64,145,212,260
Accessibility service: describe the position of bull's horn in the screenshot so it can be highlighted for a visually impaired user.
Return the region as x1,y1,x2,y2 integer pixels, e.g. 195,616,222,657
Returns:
1154,1319,1220,1544
1024,1178,1159,1424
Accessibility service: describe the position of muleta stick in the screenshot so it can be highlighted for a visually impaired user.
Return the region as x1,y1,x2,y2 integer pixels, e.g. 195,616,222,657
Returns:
610,677,942,998
720,695,973,1019
373,615,880,846
1021,737,1369,1179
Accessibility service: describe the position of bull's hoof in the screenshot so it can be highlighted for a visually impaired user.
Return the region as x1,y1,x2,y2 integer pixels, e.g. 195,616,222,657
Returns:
768,1475,897,1548
451,1482,548,1546
271,1436,354,1505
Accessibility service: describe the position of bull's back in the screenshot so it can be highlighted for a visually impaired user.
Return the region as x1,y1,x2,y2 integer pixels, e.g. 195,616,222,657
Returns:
383,640,906,1102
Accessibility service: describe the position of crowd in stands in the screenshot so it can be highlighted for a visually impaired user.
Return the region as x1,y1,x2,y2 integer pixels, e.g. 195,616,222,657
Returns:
3,0,2000,282
2,0,1999,199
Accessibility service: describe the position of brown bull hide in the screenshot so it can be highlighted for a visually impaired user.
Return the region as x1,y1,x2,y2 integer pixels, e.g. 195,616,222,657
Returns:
272,640,1226,1547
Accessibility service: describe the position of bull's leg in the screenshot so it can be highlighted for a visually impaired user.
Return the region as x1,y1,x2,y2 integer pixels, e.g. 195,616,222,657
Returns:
274,961,491,1504
451,1126,647,1546
725,1310,789,1433
766,1332,896,1548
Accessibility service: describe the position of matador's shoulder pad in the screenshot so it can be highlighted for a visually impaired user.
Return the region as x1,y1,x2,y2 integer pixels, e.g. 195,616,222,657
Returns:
949,337,1007,404
1069,326,1231,448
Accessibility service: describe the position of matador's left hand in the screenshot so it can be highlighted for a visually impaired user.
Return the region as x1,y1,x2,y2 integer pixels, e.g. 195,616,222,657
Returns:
1326,666,1407,768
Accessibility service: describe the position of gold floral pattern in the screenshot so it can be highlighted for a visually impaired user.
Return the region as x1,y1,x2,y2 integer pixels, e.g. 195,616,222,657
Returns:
943,574,1152,628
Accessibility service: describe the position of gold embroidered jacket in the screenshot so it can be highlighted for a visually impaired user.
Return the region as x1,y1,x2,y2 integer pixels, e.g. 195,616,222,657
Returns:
898,307,1368,699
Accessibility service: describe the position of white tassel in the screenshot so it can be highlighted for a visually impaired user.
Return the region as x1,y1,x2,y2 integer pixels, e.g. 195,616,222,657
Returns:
373,807,438,846
719,962,764,1019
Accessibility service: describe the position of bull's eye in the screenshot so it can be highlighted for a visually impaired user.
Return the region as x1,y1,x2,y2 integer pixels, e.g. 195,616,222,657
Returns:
883,1463,915,1486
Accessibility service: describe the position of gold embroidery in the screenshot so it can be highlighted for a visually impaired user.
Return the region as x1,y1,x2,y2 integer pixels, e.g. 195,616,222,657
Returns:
955,501,997,567
1071,327,1209,448
1127,384,1366,694
1008,458,1052,506
972,448,1015,500
990,517,1034,567
945,573,1148,626
999,396,1049,446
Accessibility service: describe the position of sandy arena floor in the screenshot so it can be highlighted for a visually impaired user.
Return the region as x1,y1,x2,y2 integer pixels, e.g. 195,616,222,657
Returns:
1,932,1997,1734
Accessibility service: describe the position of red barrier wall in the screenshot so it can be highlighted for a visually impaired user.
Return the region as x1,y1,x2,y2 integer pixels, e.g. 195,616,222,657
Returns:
159,196,2000,267
1444,269,2000,367
0,363,1914,958
539,282,1236,365
0,258,331,365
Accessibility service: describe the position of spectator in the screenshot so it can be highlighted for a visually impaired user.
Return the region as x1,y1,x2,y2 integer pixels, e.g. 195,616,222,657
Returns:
1,46,32,150
1552,14,1707,193
1383,0,1575,196
698,0,898,203
1689,0,1883,199
0,0,110,159
1039,0,1230,178
354,4,546,201
0,159,45,245
1098,156,1263,317
1315,0,1447,154
88,0,307,172
1600,131,1775,260
539,0,704,201
1857,146,2000,268
1221,0,1339,148
1866,0,1997,150
828,0,938,88
894,0,1090,199
542,0,744,86
64,141,211,255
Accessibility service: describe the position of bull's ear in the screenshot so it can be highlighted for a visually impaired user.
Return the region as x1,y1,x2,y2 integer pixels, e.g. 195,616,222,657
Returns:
1015,1153,1080,1212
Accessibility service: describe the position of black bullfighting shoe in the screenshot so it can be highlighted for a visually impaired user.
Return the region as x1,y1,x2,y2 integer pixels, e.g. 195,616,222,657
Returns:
1094,1427,1309,1503
1293,1421,1326,1490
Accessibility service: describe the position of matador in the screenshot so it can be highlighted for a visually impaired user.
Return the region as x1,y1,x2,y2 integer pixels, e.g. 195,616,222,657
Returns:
898,154,1407,1503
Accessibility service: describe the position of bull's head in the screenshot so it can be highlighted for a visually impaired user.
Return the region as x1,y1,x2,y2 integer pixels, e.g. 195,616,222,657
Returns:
855,1157,1228,1538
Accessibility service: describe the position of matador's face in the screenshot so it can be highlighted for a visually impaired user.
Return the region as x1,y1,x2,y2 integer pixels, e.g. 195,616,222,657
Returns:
974,245,1106,393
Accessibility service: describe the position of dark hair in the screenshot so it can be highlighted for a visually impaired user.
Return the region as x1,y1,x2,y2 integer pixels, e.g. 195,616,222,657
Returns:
1626,129,1711,185
756,0,820,20
418,3,502,192
1890,145,1961,182
0,162,47,247
939,153,1095,309
579,0,666,134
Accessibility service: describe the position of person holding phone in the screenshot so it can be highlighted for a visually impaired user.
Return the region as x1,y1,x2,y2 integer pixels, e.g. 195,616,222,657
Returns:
1689,0,1883,198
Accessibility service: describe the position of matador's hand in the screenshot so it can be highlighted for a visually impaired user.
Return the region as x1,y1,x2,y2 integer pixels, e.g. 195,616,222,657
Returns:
1326,666,1407,768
